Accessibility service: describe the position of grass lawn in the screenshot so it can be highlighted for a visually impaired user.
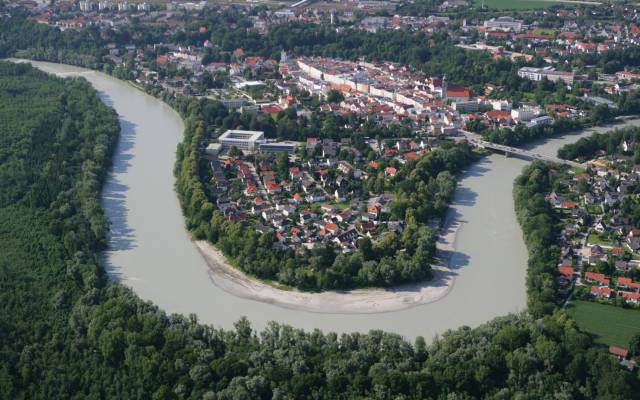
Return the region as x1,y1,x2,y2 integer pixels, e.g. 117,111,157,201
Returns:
586,232,615,247
566,300,640,347
586,204,602,215
532,27,558,35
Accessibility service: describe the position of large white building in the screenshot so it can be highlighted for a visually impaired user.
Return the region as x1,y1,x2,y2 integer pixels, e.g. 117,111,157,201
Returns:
218,130,265,152
518,67,574,85
483,16,524,32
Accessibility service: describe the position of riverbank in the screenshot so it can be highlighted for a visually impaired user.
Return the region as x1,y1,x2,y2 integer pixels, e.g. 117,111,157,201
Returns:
18,60,528,341
195,218,461,314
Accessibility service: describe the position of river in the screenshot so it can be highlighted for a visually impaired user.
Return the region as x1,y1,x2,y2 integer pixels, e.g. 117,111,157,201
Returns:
23,60,640,341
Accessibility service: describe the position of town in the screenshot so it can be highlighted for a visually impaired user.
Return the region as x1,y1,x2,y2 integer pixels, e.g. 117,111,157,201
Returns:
205,127,436,253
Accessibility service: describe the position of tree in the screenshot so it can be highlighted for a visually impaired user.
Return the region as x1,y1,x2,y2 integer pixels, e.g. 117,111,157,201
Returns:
629,332,640,357
326,89,345,104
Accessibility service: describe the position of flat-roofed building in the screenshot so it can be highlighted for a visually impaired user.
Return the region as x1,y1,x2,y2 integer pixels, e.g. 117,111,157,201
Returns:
258,141,298,154
518,67,574,84
218,130,265,152
452,100,479,112
483,16,524,32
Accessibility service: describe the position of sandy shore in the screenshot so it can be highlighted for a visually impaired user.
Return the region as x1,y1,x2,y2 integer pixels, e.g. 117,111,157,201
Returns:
195,219,462,314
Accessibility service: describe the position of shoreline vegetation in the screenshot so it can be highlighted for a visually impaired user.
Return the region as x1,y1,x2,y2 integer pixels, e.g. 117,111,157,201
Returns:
194,217,461,314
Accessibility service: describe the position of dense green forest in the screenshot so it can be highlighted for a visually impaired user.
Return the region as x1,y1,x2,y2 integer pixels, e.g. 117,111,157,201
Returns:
1,12,640,399
168,94,475,290
0,15,104,68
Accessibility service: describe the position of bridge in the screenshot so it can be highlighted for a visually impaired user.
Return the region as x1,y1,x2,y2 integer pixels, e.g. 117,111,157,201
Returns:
290,0,313,7
460,130,585,169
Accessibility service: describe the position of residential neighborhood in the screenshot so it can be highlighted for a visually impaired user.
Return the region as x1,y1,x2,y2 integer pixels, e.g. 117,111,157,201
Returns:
207,129,440,253
546,140,640,310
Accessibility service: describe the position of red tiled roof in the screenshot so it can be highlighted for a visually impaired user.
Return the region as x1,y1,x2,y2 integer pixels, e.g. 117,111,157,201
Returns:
447,87,471,98
622,292,640,300
609,345,629,358
262,104,283,114
611,247,625,257
591,286,612,297
558,266,574,277
618,277,633,286
485,110,511,121
585,272,609,285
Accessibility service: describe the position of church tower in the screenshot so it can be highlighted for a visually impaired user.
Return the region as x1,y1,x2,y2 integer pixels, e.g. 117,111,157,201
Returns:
442,74,448,101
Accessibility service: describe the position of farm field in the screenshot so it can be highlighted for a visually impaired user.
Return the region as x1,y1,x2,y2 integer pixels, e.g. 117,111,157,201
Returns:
566,300,640,348
475,0,601,9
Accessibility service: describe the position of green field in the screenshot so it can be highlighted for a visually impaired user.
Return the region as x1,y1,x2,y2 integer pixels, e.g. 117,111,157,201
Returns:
532,27,558,35
566,300,640,347
475,0,597,9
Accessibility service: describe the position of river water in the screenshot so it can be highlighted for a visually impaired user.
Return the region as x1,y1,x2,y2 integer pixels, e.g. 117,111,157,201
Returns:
24,61,640,341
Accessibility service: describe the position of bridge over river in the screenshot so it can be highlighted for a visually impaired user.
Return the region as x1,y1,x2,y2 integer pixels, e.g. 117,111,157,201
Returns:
460,130,585,169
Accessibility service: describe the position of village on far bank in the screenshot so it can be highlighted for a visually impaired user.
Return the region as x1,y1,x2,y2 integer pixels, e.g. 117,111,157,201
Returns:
546,138,640,311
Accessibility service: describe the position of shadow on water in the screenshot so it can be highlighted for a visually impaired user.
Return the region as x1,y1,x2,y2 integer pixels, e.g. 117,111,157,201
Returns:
461,157,491,178
97,89,115,108
452,186,477,207
101,116,138,280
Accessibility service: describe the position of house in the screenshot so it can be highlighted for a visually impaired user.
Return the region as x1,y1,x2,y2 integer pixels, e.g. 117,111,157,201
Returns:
244,184,258,196
447,86,471,101
324,222,339,235
558,265,574,277
609,345,629,360
265,182,282,194
621,291,640,304
385,167,397,177
611,247,625,257
591,285,612,298
299,211,313,225
359,221,376,236
617,277,633,289
368,204,380,219
559,201,578,209
615,260,630,272
227,212,246,222
585,271,609,286
333,229,359,248
590,245,604,256
337,209,352,223
306,192,326,203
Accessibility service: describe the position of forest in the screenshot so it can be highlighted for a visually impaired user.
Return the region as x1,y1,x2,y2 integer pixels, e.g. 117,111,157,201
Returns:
0,63,636,399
